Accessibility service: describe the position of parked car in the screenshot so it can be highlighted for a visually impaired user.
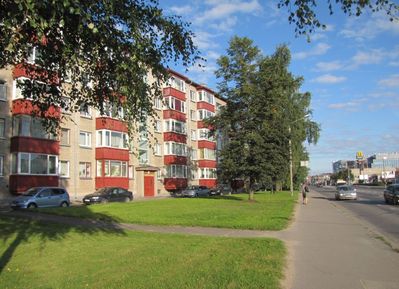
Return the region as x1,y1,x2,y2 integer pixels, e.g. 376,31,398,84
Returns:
10,187,70,209
210,184,232,195
384,184,399,205
181,186,211,197
335,185,357,200
83,187,133,204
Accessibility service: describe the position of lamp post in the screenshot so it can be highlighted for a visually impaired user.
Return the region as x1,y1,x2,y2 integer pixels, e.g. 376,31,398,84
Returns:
289,114,310,196
382,156,387,187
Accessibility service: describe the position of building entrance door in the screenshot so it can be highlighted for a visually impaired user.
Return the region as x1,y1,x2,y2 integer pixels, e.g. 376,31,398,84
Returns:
144,174,155,197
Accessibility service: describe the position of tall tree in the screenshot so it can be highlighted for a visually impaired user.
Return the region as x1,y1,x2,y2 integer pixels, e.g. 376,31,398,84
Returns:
210,37,320,200
0,0,199,132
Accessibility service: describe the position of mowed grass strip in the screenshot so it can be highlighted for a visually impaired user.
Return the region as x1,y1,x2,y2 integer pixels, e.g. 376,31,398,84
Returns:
42,192,298,230
0,216,285,289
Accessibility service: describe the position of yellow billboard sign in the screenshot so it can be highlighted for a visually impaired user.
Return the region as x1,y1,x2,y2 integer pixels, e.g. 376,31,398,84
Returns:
356,151,364,160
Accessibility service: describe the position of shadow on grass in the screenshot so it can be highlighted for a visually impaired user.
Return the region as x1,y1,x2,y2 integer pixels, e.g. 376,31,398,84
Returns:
0,207,125,276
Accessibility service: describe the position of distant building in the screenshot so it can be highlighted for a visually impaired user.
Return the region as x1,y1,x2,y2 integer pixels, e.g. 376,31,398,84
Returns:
332,160,356,173
367,152,399,169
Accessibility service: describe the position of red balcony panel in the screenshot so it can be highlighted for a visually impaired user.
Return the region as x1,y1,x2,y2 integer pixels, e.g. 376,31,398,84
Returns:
9,175,59,194
95,177,129,190
12,99,61,118
13,63,59,85
164,155,187,165
96,148,129,161
164,178,188,190
163,110,186,122
96,117,128,132
198,140,216,149
197,121,214,130
198,160,217,168
163,132,187,143
199,179,217,188
163,87,186,101
11,137,59,155
197,102,215,113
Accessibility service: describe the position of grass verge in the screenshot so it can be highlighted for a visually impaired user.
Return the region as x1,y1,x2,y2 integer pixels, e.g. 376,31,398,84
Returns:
41,192,298,230
0,216,285,289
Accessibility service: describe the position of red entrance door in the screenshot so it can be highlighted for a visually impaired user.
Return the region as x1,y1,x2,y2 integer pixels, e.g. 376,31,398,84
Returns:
144,175,155,197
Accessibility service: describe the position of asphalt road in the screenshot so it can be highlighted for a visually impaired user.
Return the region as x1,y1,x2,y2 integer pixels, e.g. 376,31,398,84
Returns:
314,185,399,246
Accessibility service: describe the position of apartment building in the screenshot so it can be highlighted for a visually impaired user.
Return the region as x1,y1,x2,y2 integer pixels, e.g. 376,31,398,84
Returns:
0,62,225,200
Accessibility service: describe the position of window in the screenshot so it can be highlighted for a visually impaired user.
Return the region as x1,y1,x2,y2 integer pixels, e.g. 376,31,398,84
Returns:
12,115,55,140
101,102,124,119
166,165,187,178
154,143,162,156
164,119,186,134
198,109,214,120
157,169,162,180
155,120,162,133
0,81,7,101
190,168,197,180
190,148,197,160
190,90,196,102
199,148,216,160
198,90,215,105
79,131,91,147
96,160,102,177
103,160,128,177
60,128,70,145
11,153,58,175
191,129,196,141
190,110,196,121
199,168,217,179
164,142,187,156
0,155,4,176
198,128,214,141
27,46,42,64
96,130,129,149
129,165,134,179
79,103,92,118
0,118,4,138
59,160,69,178
79,162,91,178
168,76,185,92
154,97,162,110
165,96,186,113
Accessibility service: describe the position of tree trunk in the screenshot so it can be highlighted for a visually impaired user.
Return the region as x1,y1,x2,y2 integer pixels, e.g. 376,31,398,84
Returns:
249,189,254,201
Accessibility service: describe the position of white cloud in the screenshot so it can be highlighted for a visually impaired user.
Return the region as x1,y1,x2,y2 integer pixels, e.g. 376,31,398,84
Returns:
210,16,238,31
349,49,385,68
293,43,331,60
312,74,346,84
192,31,220,50
378,74,399,87
169,5,193,15
314,61,344,72
340,12,399,41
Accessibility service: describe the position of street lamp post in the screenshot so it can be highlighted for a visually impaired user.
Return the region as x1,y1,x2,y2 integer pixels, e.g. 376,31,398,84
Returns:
289,114,310,196
382,156,387,187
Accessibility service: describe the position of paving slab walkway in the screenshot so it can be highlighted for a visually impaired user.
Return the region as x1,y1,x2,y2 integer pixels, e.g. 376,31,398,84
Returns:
2,189,399,289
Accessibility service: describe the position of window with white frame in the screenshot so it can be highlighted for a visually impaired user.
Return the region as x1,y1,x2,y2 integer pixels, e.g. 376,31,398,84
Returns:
198,90,215,105
0,80,7,101
190,90,196,102
0,118,5,138
164,119,186,134
11,153,57,175
157,169,162,180
168,76,185,92
164,142,187,156
199,168,217,179
154,143,162,156
166,164,187,178
27,46,42,64
79,131,92,147
79,103,92,118
199,148,216,160
128,165,134,179
12,115,56,140
139,124,149,164
191,129,196,141
198,109,214,120
190,168,197,180
101,102,124,119
79,162,91,178
154,96,162,110
0,155,4,176
154,120,162,133
189,148,197,160
102,160,128,177
96,160,102,177
59,160,69,178
198,128,214,141
96,130,128,149
60,128,70,146
190,109,196,121
165,96,186,113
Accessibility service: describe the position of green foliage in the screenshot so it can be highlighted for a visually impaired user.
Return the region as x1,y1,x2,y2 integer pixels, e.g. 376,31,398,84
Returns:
330,169,354,183
278,0,399,36
0,0,198,133
210,37,320,195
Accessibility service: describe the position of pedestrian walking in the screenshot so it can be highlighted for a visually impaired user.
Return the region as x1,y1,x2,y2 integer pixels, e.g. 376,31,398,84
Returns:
301,182,309,205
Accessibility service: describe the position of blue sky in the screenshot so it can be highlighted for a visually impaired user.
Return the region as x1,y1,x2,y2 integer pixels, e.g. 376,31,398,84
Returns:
161,0,399,175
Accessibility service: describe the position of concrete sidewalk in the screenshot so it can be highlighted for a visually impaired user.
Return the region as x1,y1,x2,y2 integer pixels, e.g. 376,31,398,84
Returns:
281,189,399,289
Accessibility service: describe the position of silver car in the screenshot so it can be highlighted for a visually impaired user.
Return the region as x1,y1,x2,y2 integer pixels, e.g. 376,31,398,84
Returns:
335,185,357,200
181,186,211,197
10,187,70,209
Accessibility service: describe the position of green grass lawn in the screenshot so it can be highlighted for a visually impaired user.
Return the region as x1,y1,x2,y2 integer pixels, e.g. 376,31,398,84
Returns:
41,192,298,230
0,216,285,289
